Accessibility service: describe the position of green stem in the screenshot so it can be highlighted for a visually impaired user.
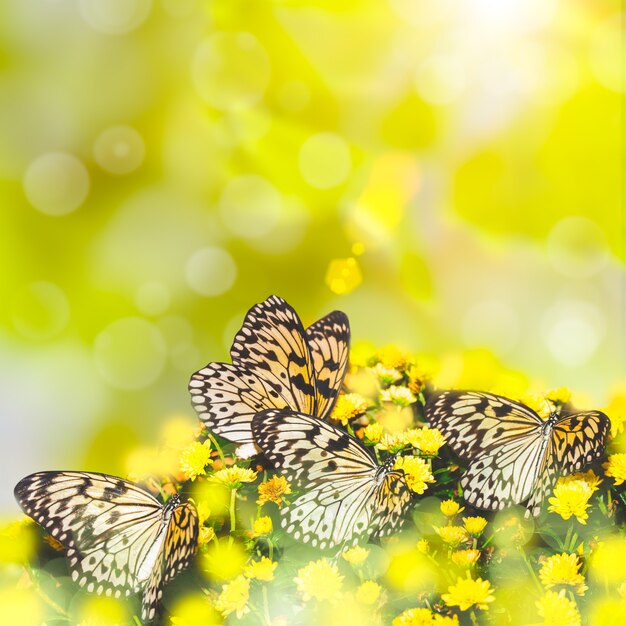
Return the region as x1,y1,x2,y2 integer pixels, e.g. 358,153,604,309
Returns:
262,585,272,626
518,546,542,592
26,568,69,618
208,433,226,466
469,609,479,626
229,487,237,536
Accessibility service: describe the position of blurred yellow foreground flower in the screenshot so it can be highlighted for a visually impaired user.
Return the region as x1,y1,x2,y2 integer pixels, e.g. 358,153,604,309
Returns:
244,556,277,581
342,545,370,565
295,559,343,603
392,607,459,625
215,575,250,618
604,453,626,485
535,590,581,626
442,577,495,611
251,516,272,537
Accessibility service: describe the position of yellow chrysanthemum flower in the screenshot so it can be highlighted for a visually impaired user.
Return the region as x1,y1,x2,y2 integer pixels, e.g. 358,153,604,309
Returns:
535,590,581,626
330,392,369,424
179,440,212,481
394,455,435,494
251,516,273,537
604,453,626,486
442,577,495,611
376,432,408,453
451,549,481,567
377,345,412,371
257,475,292,507
548,471,599,524
213,466,258,487
244,557,277,581
215,575,250,618
463,516,488,537
294,559,344,603
342,545,370,565
356,581,382,605
363,422,384,443
440,500,464,517
380,385,417,406
434,525,469,548
372,363,403,385
392,607,434,626
405,427,446,456
539,553,587,596
416,538,430,553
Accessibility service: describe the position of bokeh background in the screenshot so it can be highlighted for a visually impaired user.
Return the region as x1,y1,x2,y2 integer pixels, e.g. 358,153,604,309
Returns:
0,0,623,513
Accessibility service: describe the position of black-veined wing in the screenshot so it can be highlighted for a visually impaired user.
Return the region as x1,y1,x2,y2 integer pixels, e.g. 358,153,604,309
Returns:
251,408,412,549
189,296,350,445
305,310,350,418
425,390,610,516
14,471,198,623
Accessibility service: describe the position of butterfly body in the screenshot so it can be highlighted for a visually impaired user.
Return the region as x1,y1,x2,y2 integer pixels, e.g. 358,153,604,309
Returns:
189,296,350,448
252,409,412,549
425,390,610,515
14,471,198,623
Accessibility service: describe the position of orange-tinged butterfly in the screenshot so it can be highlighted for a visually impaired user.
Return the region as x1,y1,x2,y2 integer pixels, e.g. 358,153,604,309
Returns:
188,295,350,449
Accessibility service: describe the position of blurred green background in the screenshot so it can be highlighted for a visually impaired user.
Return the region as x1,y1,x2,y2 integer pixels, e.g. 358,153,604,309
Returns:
0,0,623,513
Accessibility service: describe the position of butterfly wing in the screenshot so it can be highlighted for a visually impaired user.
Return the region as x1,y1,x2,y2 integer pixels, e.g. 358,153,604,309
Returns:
189,362,292,444
251,409,412,549
551,410,611,474
426,391,550,512
426,390,543,459
14,472,166,598
142,501,199,622
189,296,350,444
230,295,317,415
305,311,350,418
458,430,548,511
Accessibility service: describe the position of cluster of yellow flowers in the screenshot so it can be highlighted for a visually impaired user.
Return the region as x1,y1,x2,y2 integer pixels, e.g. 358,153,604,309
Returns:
4,344,626,626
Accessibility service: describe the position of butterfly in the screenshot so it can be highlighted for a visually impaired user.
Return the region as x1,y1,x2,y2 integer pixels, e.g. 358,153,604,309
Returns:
251,408,413,549
14,471,199,623
425,390,611,516
189,295,350,449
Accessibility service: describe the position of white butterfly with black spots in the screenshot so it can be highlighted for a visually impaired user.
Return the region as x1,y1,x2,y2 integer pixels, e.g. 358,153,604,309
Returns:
425,390,610,516
251,408,413,549
14,471,198,623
